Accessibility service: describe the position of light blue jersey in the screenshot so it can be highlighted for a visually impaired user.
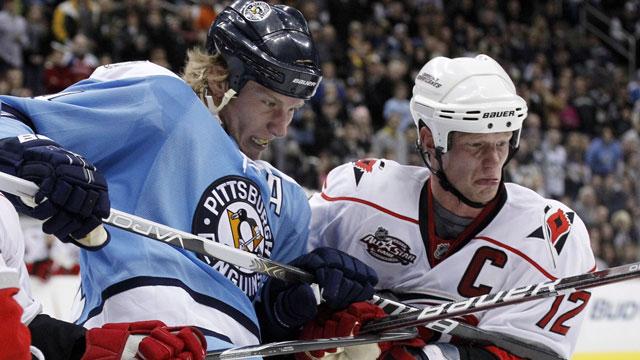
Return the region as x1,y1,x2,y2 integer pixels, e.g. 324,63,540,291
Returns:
0,62,310,351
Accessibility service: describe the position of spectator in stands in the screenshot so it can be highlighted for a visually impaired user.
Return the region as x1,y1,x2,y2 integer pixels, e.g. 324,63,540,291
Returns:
585,126,623,176
51,0,100,43
0,0,28,74
541,128,567,199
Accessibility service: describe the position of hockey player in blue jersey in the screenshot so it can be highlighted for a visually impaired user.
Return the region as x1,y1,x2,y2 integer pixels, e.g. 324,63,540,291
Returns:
0,0,377,357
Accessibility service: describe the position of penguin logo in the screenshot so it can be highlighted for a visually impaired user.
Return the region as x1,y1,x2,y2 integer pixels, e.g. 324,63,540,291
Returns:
192,176,274,299
228,208,265,252
242,2,271,22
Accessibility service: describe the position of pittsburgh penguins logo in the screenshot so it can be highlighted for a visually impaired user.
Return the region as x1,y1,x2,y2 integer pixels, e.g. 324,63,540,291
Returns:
242,1,271,22
192,176,273,298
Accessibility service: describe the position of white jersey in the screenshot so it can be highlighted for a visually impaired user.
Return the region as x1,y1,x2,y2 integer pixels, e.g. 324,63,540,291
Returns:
309,159,596,358
0,194,42,324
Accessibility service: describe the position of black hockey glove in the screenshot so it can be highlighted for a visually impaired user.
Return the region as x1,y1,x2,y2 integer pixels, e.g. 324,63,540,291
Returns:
0,135,110,249
257,247,378,342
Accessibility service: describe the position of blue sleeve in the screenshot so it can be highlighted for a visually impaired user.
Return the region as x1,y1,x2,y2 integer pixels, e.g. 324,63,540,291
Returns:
0,105,35,138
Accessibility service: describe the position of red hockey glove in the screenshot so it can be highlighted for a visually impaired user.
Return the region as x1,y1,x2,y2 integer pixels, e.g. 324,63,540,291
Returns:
83,320,207,360
295,302,425,360
0,286,31,360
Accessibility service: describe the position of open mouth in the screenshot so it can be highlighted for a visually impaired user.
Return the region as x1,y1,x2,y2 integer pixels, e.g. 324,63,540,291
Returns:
251,136,269,147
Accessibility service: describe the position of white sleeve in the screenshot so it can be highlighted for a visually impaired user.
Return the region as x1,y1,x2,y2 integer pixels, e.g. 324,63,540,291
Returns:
0,195,43,324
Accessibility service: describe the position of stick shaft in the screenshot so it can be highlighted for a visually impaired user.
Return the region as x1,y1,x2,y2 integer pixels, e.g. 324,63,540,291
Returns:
362,262,640,334
0,172,313,283
206,329,417,359
370,297,563,360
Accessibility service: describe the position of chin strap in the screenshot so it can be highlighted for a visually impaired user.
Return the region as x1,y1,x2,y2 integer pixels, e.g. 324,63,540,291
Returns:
416,139,487,209
204,88,237,116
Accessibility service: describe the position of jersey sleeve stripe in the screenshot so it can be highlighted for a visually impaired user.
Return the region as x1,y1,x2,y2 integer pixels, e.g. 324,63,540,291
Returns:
79,276,260,338
320,192,419,224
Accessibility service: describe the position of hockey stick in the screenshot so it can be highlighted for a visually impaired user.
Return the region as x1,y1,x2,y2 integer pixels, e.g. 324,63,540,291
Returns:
0,173,618,359
361,261,640,334
0,171,312,283
205,328,417,359
370,297,563,360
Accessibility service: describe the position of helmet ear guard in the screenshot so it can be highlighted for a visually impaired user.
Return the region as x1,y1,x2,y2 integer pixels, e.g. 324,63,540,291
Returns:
207,0,322,100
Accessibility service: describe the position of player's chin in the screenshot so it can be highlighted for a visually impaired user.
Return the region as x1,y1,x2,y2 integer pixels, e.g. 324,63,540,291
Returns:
242,142,266,160
471,184,499,203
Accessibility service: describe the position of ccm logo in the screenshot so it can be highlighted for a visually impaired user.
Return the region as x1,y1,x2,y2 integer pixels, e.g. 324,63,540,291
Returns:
482,111,515,118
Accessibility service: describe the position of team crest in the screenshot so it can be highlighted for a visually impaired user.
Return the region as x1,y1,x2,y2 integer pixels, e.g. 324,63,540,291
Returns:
352,159,385,186
360,227,416,265
527,205,574,255
192,176,274,298
242,1,271,21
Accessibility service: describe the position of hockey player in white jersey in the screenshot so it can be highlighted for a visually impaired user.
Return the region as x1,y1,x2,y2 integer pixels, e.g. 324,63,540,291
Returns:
304,55,596,359
0,0,377,355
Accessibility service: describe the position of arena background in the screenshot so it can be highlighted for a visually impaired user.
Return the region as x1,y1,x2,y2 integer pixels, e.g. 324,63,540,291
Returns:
2,0,639,358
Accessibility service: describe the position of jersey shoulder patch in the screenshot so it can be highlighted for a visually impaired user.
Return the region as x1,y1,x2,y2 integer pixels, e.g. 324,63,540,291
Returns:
502,183,595,275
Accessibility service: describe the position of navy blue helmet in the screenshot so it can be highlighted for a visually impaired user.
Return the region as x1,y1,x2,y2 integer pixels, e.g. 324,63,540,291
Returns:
207,0,322,100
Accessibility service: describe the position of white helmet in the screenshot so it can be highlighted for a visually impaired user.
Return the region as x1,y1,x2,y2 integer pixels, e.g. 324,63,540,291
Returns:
410,54,527,153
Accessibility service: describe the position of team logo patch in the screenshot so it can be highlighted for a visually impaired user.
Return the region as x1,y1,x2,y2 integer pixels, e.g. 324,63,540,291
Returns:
192,176,273,298
242,1,271,21
527,205,574,255
360,227,416,265
352,159,385,186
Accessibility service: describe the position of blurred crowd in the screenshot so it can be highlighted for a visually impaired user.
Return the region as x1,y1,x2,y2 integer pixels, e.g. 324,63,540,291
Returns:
1,0,640,274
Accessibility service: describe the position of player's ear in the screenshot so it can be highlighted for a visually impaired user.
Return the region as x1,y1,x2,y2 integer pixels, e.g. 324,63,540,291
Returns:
419,125,435,153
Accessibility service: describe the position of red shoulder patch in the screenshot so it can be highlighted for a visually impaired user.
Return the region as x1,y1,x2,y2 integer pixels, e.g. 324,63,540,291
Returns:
352,159,385,186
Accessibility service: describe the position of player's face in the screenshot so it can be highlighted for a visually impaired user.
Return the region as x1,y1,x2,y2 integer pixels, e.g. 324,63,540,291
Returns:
441,131,512,204
220,81,304,160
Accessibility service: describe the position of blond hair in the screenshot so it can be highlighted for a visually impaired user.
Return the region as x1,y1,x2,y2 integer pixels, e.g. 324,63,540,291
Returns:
182,48,229,102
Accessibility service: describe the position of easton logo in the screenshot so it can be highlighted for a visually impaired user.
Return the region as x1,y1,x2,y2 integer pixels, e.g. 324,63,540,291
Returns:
416,73,442,88
360,227,416,265
292,78,317,87
192,176,273,299
482,111,515,118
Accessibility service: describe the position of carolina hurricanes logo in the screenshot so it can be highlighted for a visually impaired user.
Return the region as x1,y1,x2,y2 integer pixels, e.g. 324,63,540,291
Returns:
192,176,273,299
352,159,385,186
527,205,574,255
360,227,416,265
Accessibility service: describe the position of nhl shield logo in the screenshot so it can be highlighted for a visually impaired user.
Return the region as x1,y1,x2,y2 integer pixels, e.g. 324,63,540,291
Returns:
360,227,416,265
192,176,274,298
242,1,271,21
